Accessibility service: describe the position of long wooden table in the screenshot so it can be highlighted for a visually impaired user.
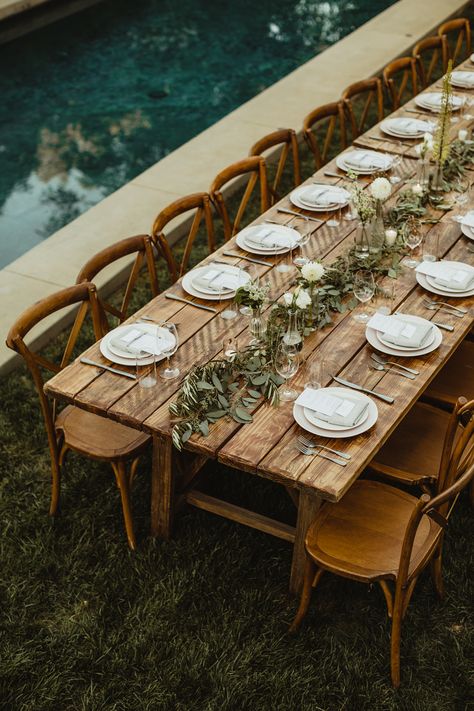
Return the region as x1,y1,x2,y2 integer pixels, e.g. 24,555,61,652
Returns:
45,61,474,594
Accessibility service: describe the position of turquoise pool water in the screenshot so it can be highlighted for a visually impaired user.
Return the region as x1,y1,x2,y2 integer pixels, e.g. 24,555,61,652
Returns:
0,0,395,267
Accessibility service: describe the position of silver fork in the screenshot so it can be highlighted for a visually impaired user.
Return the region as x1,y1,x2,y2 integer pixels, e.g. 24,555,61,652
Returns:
295,441,347,466
422,298,467,315
371,352,419,375
297,435,351,460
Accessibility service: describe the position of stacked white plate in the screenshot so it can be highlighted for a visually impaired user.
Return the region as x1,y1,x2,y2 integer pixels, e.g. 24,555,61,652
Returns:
182,262,251,300
100,323,175,366
450,71,474,89
293,386,378,439
415,260,474,298
235,223,300,255
366,313,442,357
459,211,474,242
289,184,350,212
335,149,393,174
414,92,464,112
380,117,435,138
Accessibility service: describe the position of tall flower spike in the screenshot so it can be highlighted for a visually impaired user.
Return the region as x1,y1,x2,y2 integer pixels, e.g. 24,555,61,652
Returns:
432,59,453,166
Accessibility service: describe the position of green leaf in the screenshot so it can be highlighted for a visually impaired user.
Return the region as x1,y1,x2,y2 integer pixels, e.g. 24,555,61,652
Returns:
182,429,193,443
197,380,214,391
211,373,223,393
235,407,253,422
387,268,397,278
247,389,262,399
206,409,227,418
198,420,209,436
251,374,268,386
217,393,229,408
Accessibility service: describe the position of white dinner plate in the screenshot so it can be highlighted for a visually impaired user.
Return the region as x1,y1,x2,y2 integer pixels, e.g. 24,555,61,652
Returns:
100,327,160,367
235,224,297,255
461,222,474,242
416,260,474,298
376,318,436,352
303,402,369,431
181,265,250,300
366,314,442,357
106,323,175,361
290,184,350,212
415,92,463,112
451,71,474,89
425,273,474,294
380,118,433,139
293,388,378,439
335,150,393,175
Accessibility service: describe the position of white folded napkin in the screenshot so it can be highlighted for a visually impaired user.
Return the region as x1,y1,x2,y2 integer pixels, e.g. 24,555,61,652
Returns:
192,264,246,292
296,388,369,427
299,185,346,207
110,326,173,356
451,71,474,86
244,226,293,249
418,92,463,109
343,150,391,170
368,313,433,348
416,261,474,291
387,118,433,135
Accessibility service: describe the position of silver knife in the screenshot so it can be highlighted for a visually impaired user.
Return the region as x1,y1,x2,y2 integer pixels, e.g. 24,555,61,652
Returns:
433,321,454,332
165,293,217,312
80,357,137,380
223,251,271,266
323,170,345,179
333,375,395,404
277,207,323,223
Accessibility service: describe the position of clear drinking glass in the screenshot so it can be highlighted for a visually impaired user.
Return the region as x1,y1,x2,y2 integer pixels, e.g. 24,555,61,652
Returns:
422,230,440,263
293,219,311,267
275,342,300,402
304,357,337,390
403,226,423,268
353,269,375,323
327,204,342,228
389,154,403,184
135,324,162,388
223,335,238,359
159,323,180,379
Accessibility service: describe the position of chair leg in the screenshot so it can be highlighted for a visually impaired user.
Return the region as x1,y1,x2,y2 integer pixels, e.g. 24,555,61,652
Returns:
49,462,61,517
390,589,404,688
379,580,393,619
430,544,444,600
129,457,140,488
112,461,137,550
470,479,474,509
289,557,316,633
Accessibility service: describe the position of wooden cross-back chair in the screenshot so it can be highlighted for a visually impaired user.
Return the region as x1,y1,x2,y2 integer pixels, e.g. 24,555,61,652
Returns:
341,77,384,142
438,17,471,63
209,156,269,241
249,129,302,205
76,234,159,332
302,101,347,171
383,56,418,110
5,283,150,549
412,35,449,88
289,397,474,688
151,192,215,283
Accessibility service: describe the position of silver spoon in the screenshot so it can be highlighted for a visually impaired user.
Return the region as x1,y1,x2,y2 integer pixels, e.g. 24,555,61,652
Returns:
370,363,415,380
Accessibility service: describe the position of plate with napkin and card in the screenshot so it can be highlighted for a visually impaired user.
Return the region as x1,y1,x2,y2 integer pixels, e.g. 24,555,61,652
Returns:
293,387,378,438
289,184,351,212
100,322,176,366
380,117,435,139
365,313,442,357
414,92,464,113
182,262,251,300
450,71,474,89
335,149,393,175
235,223,300,255
415,260,474,298
458,211,474,242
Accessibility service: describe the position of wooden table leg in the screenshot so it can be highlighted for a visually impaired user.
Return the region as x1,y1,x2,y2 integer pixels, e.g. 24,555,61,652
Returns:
289,490,322,595
150,433,174,539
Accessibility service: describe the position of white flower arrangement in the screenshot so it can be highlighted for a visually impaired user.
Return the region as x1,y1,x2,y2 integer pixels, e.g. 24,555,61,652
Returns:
281,286,311,311
415,132,434,159
369,177,392,202
300,260,325,283
234,280,269,309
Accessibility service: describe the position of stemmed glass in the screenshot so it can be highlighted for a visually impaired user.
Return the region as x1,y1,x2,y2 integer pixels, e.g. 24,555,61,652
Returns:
454,177,470,207
389,154,403,185
352,269,375,323
403,224,423,268
135,323,163,388
159,323,180,379
292,216,311,267
275,342,300,402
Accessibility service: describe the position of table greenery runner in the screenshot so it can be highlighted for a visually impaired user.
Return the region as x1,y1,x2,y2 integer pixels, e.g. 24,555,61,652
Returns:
170,71,474,449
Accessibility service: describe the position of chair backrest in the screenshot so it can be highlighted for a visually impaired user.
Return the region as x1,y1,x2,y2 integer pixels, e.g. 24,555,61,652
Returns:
6,283,104,472
438,17,471,63
151,192,215,282
249,129,301,205
76,234,160,330
209,156,269,241
302,101,347,171
412,35,449,88
383,57,418,110
341,77,384,142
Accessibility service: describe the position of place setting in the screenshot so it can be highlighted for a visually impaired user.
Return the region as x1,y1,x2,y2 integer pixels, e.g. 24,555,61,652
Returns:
415,260,474,298
181,260,251,300
365,311,442,358
449,70,474,89
379,116,435,139
235,222,301,256
456,209,474,242
289,183,351,213
335,148,394,175
413,91,464,113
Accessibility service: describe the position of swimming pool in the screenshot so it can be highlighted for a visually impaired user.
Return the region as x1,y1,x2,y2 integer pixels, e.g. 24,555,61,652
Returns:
0,0,396,267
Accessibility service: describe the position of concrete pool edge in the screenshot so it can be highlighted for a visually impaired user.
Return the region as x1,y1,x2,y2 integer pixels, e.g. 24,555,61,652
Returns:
0,0,470,373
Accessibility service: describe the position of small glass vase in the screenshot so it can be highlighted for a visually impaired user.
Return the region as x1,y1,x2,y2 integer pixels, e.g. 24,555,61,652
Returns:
431,163,444,194
416,155,430,189
306,286,319,333
249,306,266,344
354,221,370,258
370,200,385,254
282,308,303,351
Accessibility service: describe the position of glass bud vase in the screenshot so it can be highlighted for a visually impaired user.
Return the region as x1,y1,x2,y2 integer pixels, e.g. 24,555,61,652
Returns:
249,306,266,344
354,221,370,258
416,155,430,189
370,200,385,254
282,308,303,351
431,162,444,194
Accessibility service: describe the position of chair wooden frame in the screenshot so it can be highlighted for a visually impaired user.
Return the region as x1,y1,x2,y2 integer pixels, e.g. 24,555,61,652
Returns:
6,283,149,549
76,234,160,331
383,57,419,110
209,156,269,241
438,17,471,63
289,398,474,688
249,129,302,205
151,192,216,282
302,101,347,171
341,77,384,141
412,35,449,88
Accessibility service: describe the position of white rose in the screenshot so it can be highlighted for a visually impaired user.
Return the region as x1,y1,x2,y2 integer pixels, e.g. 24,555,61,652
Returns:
369,177,392,201
301,260,325,283
283,292,293,306
411,183,424,196
295,289,312,310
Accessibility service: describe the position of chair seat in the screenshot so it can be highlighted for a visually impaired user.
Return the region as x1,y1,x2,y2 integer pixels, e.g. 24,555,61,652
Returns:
369,401,455,486
424,340,474,407
306,480,440,582
56,405,150,461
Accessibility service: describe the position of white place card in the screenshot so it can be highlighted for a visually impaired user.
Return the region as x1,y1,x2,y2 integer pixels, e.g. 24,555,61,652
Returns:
295,388,355,417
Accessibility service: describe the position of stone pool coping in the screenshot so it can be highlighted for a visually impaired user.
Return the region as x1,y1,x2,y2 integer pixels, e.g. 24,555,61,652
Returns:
0,0,470,373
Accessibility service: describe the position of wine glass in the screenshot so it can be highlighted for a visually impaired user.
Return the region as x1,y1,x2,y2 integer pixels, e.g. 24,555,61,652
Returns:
275,342,300,402
389,154,403,184
352,269,375,323
403,224,423,268
159,323,180,379
292,217,311,267
454,177,470,207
